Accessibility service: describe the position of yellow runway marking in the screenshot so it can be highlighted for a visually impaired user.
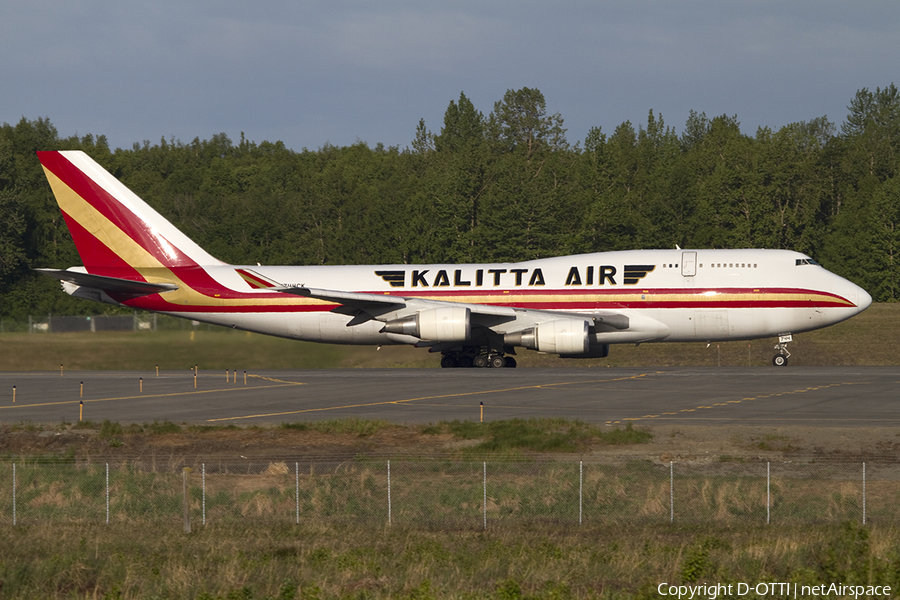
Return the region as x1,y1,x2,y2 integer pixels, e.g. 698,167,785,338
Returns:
249,375,305,385
207,372,658,422
604,382,865,425
0,381,301,411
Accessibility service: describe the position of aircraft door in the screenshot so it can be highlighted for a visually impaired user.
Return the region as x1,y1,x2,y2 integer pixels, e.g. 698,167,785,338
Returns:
681,252,697,277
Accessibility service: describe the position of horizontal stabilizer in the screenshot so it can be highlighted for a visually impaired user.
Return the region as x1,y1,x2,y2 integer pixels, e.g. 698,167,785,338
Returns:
36,269,178,296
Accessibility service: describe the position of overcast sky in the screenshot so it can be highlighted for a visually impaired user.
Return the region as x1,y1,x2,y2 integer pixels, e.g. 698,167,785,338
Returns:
3,1,899,152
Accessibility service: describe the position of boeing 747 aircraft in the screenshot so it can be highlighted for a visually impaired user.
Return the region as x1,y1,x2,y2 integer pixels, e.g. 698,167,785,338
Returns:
36,151,871,368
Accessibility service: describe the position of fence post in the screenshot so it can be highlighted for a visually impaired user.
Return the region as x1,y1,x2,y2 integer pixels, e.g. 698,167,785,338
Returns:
863,462,866,525
182,467,191,534
579,460,583,526
483,461,487,530
669,461,674,523
387,460,392,526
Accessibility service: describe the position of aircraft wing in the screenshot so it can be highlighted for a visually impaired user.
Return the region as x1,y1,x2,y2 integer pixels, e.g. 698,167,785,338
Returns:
279,286,406,309
276,285,629,332
277,285,518,327
36,268,178,296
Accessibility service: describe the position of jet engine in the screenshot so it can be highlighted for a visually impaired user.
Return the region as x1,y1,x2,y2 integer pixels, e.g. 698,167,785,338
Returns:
504,319,590,354
382,307,471,342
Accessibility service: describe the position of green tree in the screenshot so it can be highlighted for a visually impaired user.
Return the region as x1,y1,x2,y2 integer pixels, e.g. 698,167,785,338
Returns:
822,85,900,294
487,87,567,158
679,115,757,248
752,119,833,254
415,93,490,262
411,118,434,156
840,84,900,181
634,111,681,248
474,88,577,260
435,93,483,153
865,177,900,300
574,124,640,252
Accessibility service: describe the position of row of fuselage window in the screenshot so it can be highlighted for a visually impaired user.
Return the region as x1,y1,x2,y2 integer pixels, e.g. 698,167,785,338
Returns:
661,263,759,269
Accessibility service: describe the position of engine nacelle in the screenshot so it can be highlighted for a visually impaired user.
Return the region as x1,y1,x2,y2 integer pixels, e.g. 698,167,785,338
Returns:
504,319,590,355
382,307,471,342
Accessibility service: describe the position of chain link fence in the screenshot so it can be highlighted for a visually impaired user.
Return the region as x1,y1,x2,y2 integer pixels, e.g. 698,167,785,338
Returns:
0,313,229,333
1,458,894,528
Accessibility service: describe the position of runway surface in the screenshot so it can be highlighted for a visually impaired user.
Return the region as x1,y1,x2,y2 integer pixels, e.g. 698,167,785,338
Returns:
0,367,897,427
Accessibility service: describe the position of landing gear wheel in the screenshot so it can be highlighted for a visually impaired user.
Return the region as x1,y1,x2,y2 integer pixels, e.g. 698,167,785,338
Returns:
440,355,457,369
490,355,506,369
504,356,517,368
472,355,488,368
772,334,792,367
457,355,473,369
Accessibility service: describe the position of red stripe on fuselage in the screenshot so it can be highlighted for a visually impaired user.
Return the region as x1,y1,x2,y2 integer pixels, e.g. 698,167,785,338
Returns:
348,287,849,301
119,286,855,313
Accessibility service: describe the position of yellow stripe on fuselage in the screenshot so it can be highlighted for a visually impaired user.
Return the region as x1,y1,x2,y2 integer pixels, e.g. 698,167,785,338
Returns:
373,290,850,307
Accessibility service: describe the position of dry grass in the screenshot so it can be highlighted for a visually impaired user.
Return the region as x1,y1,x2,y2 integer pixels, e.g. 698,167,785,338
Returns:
1,520,898,599
2,456,899,598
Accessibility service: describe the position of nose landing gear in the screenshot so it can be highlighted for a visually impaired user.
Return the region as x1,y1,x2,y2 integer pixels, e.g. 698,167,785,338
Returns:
772,334,792,366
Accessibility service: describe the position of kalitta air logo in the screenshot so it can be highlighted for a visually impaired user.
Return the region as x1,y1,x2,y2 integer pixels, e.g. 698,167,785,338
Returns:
623,265,656,285
375,265,655,288
374,271,406,288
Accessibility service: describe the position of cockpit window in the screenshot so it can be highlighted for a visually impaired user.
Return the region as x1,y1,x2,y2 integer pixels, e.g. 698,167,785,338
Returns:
795,258,820,266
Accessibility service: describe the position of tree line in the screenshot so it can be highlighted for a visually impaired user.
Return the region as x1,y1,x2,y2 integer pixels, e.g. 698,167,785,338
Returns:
1,85,899,318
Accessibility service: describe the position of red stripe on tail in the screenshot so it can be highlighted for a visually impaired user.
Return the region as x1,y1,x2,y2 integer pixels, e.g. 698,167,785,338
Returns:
59,210,147,278
37,151,198,269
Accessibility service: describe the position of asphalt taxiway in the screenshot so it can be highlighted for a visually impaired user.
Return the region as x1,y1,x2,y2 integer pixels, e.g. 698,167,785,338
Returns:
0,367,897,427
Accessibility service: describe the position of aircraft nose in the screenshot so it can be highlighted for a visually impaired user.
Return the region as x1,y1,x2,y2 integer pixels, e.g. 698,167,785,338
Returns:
855,286,873,313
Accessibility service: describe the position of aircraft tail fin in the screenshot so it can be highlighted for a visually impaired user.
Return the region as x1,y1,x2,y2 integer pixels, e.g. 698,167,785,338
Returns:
36,150,223,272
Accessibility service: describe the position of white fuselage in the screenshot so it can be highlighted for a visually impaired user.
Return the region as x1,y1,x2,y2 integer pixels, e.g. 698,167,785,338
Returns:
157,249,870,347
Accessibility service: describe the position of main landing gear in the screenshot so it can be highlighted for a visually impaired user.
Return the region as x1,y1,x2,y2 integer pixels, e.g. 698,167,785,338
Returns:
772,334,792,367
440,351,516,369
